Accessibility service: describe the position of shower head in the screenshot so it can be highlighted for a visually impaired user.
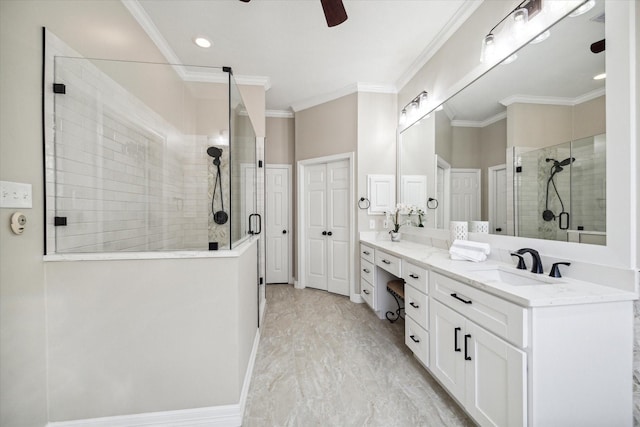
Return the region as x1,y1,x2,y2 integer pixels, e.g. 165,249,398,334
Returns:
559,157,575,167
207,146,223,158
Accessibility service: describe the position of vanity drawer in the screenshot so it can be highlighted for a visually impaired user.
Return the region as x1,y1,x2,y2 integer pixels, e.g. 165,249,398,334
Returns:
360,244,375,264
361,259,374,284
430,271,527,348
375,250,401,277
405,284,428,330
405,316,429,367
361,278,375,310
403,260,428,294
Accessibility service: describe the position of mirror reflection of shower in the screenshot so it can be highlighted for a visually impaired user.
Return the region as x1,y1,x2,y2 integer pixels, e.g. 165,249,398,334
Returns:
542,157,575,229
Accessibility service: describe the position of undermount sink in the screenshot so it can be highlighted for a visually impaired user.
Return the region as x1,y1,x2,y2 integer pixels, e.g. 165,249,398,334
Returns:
467,266,559,286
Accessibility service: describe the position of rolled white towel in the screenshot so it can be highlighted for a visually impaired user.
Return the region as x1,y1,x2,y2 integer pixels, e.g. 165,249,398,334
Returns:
450,239,491,255
449,247,487,262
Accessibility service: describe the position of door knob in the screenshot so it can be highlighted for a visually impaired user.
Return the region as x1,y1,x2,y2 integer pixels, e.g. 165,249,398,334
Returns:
282,230,287,234
322,231,327,236
327,231,332,236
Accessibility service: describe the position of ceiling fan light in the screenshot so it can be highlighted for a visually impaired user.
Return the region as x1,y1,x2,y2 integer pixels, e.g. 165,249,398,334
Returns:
569,0,596,17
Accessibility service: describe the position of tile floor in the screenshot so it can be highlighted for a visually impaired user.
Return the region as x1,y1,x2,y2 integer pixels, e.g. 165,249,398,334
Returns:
243,284,474,426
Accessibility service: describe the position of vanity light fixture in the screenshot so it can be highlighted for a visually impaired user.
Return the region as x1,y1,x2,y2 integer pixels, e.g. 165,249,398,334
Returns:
194,37,212,48
569,0,595,18
593,73,606,80
398,90,428,126
480,0,540,63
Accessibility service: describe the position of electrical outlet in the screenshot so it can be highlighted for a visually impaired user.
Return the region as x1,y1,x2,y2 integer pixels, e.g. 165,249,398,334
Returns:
369,219,375,229
0,181,32,208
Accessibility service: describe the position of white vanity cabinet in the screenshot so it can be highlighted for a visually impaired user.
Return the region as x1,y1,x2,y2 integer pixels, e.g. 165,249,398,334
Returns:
403,260,429,367
360,244,376,310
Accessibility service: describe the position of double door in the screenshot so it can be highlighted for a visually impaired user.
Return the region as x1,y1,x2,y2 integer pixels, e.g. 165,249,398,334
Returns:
304,159,350,296
430,299,526,427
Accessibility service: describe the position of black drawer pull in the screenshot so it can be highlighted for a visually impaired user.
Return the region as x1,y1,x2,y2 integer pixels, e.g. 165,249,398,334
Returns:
363,289,370,295
363,268,370,273
454,327,461,352
464,334,472,360
363,251,370,255
382,259,391,264
409,302,419,309
409,274,419,279
410,335,420,343
451,293,472,304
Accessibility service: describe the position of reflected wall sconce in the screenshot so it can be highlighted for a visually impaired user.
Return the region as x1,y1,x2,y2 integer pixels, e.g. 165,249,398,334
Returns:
399,90,428,126
480,0,542,63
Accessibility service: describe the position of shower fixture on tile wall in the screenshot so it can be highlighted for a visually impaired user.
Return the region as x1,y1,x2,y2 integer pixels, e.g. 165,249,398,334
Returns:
208,146,228,225
542,156,575,229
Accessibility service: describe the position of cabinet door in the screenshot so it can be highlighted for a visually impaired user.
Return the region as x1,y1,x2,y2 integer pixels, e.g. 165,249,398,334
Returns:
430,300,466,402
465,322,526,427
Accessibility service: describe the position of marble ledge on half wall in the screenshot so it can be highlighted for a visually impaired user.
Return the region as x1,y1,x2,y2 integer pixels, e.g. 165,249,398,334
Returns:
43,235,259,262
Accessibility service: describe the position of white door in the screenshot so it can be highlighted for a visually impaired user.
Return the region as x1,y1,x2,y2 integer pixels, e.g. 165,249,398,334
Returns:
489,165,507,235
303,159,350,296
326,160,350,295
430,300,466,402
266,166,289,284
451,169,480,221
304,163,328,291
466,321,526,427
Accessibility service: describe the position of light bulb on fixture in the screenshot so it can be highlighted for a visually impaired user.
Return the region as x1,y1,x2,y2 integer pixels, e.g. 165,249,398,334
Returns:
480,33,496,63
407,101,419,118
569,0,595,17
399,109,407,125
418,91,428,108
512,7,529,27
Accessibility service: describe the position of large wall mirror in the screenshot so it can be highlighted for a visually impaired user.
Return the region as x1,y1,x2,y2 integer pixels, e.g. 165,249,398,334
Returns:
398,0,606,245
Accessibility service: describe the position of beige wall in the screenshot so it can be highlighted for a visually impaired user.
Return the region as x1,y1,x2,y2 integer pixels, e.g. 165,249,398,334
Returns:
237,84,266,138
295,93,357,162
573,95,606,140
266,117,295,165
479,119,507,220
435,110,453,164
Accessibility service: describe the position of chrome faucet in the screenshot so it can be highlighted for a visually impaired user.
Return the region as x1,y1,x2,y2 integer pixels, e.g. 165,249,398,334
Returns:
516,248,544,274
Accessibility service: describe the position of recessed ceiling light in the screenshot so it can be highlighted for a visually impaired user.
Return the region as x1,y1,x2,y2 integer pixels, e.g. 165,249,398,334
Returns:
593,73,606,80
194,37,212,48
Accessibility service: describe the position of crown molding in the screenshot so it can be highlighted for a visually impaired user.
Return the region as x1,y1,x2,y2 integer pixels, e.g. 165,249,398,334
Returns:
451,111,506,128
395,0,485,91
356,83,397,94
291,82,397,112
500,87,606,107
266,110,295,118
121,0,270,89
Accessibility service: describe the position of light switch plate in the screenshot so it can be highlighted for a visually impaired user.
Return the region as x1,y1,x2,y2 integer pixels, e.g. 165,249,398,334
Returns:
369,219,375,229
0,181,33,208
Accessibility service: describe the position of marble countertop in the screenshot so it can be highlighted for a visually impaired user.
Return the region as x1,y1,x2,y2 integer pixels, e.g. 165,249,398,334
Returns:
360,236,637,308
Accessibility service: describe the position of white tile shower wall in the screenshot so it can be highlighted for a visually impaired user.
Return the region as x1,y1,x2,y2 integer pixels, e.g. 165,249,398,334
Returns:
45,34,209,253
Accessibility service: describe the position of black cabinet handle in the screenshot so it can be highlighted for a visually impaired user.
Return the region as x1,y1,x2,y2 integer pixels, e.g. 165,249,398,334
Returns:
363,251,370,255
282,230,287,234
454,327,461,352
496,227,503,232
322,231,327,236
327,231,333,236
409,274,419,279
410,335,420,343
451,293,472,304
382,259,391,264
363,289,370,295
464,334,472,361
409,302,419,309
363,268,370,274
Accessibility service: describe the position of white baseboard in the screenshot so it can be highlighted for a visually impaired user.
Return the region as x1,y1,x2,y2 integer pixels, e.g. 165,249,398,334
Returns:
351,294,364,304
259,298,267,326
294,279,304,289
47,330,262,427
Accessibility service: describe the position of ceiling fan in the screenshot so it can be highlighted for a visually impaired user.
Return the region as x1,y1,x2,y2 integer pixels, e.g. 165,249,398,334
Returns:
238,0,348,27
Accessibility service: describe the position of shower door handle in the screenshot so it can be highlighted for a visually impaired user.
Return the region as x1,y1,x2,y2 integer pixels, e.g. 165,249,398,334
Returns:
249,214,262,235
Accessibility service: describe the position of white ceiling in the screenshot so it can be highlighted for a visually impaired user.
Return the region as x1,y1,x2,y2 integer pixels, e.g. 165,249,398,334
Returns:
127,0,481,113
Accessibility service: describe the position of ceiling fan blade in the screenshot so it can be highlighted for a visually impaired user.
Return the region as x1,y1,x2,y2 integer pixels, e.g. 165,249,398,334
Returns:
320,0,348,27
239,0,250,2
590,39,605,53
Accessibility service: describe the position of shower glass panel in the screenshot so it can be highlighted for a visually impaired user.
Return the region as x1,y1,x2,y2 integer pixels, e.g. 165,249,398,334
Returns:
47,56,256,253
514,134,606,244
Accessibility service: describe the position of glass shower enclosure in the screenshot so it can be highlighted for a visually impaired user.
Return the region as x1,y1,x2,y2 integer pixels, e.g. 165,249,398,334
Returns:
45,55,257,254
